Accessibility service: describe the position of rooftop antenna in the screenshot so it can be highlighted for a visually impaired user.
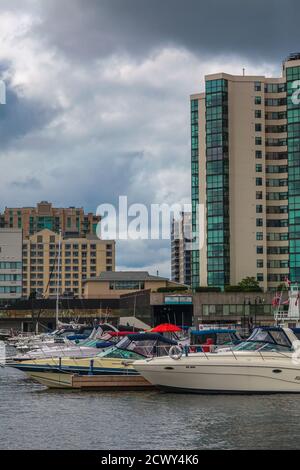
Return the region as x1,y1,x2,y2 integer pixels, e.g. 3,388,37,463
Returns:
243,68,245,77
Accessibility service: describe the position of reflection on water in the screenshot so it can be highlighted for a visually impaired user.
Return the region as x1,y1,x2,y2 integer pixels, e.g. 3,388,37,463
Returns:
1,367,300,450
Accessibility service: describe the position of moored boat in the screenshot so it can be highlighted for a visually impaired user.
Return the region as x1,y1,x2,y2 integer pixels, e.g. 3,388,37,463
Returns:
134,327,300,394
7,333,177,387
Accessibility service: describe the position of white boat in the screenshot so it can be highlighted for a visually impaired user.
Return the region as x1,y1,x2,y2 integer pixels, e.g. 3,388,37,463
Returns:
134,327,300,394
9,325,125,361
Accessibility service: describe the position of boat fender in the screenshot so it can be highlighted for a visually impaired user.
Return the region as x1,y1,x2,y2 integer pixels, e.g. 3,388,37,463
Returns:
169,345,183,360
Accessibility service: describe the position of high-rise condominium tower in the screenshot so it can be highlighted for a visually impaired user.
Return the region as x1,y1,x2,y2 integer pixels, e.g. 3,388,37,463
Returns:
191,53,300,291
171,212,192,286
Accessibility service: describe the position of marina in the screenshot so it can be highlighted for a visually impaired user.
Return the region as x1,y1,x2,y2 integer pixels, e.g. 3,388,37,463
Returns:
3,283,300,396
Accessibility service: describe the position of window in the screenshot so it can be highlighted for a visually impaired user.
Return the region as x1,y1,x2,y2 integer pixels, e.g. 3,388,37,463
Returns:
256,150,262,159
255,110,262,119
255,96,262,105
255,137,262,145
257,246,264,254
254,82,261,92
257,273,264,282
256,219,263,227
256,164,262,172
257,259,264,268
255,124,262,132
267,233,288,241
256,178,263,186
256,205,263,213
265,83,286,93
109,280,145,290
266,178,288,188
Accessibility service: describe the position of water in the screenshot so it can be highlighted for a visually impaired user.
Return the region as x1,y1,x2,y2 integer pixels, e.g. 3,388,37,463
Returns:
1,367,300,450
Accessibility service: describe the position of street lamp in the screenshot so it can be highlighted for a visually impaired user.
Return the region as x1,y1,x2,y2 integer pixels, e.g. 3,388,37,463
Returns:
254,296,264,327
243,297,251,337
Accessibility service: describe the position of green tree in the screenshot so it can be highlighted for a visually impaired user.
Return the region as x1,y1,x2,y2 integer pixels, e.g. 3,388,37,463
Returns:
238,277,262,292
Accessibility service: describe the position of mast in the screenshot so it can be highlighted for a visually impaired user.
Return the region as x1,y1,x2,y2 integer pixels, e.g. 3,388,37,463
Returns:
56,230,62,329
133,294,137,332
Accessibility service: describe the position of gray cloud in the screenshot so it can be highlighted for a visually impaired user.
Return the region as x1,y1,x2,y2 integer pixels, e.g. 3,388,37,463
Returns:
32,0,299,64
0,0,292,277
0,82,59,148
11,176,42,190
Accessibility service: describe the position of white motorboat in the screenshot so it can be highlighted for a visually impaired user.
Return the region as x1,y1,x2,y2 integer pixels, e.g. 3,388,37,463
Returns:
134,327,300,394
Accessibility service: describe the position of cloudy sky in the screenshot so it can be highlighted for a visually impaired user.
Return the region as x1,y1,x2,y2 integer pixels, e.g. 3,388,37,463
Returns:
0,0,298,276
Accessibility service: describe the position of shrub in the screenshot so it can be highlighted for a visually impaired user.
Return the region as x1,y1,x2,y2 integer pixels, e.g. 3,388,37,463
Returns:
157,286,189,293
195,287,222,293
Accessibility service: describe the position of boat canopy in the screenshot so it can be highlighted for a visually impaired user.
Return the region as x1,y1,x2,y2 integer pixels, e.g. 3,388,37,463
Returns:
97,333,177,359
191,329,236,335
190,329,240,346
119,333,177,344
242,327,292,348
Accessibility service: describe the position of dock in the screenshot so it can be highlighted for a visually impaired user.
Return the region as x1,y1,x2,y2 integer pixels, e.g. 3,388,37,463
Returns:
28,370,155,390
71,374,155,391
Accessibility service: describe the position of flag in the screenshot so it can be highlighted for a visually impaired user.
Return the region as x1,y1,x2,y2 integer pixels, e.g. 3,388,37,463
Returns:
285,277,291,286
272,292,281,307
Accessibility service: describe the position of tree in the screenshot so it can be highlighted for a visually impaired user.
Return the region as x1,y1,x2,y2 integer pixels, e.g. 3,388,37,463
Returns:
238,277,263,292
276,283,287,292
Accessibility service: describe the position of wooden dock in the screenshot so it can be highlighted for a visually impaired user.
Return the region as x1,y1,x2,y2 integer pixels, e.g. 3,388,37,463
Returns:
71,374,155,391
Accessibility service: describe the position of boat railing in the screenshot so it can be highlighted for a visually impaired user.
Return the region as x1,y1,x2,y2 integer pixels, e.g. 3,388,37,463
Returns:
274,310,300,322
180,344,293,362
197,323,238,330
274,310,289,320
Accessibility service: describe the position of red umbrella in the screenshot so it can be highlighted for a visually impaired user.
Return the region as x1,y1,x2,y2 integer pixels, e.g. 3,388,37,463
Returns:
151,323,182,333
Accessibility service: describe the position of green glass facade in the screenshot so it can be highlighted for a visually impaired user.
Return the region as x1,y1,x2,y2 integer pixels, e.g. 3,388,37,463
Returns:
205,79,230,288
191,98,199,288
287,65,300,281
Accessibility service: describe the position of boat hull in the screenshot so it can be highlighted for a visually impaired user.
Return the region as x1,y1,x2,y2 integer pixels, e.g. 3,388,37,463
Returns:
7,356,140,378
134,354,300,394
27,371,74,389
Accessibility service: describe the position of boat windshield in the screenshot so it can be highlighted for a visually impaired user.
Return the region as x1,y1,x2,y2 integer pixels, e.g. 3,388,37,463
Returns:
233,341,291,352
232,328,292,352
97,336,174,358
97,346,144,360
247,328,291,348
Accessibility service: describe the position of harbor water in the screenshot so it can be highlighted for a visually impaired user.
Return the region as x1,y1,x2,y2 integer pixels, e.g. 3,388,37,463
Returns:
1,367,300,450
